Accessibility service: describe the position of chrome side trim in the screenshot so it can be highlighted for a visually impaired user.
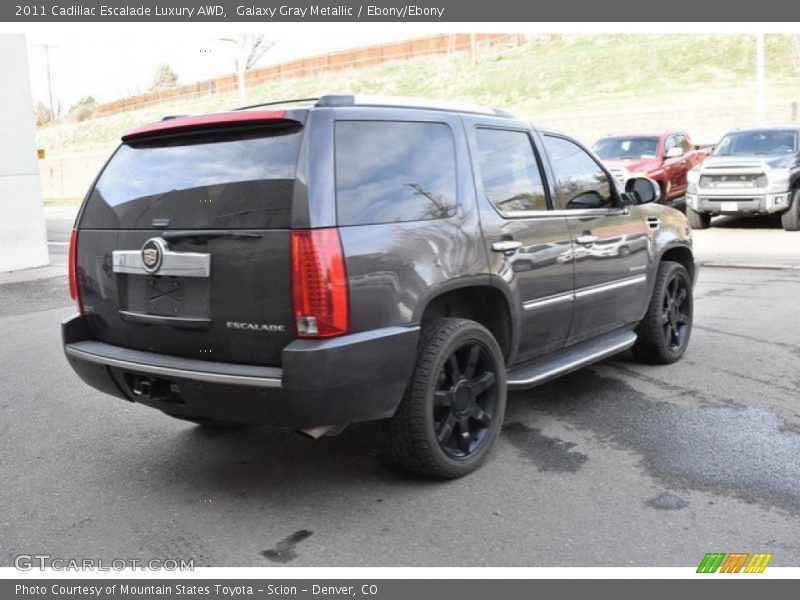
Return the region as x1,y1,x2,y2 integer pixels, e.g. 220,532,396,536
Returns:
64,346,282,388
501,207,629,220
523,291,575,311
508,332,637,388
574,274,647,299
112,248,211,278
523,275,647,310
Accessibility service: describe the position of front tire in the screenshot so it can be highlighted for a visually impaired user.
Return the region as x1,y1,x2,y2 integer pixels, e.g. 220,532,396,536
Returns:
387,318,507,479
686,206,711,229
781,189,800,231
632,261,693,365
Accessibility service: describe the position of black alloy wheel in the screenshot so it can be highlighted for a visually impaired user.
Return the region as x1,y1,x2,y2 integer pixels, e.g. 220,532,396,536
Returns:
433,342,498,459
662,271,692,352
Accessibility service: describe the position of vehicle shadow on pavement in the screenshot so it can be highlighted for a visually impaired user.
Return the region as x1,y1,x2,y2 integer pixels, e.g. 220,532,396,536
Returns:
711,215,782,229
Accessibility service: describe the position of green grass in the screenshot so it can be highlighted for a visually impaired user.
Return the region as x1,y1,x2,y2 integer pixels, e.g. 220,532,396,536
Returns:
36,34,800,157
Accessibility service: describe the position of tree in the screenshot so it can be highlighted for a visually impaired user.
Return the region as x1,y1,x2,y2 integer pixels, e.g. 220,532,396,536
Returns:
242,34,274,70
218,35,275,105
35,102,52,127
68,96,97,122
150,64,178,91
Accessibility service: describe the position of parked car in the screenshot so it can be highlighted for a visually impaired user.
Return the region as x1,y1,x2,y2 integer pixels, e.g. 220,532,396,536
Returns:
63,95,696,478
685,125,800,231
593,130,708,209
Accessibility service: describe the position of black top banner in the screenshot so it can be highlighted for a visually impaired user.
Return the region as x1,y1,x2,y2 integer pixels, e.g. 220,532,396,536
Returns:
1,0,792,22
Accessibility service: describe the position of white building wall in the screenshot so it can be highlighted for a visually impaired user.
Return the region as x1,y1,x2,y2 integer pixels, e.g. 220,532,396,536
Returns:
0,34,49,273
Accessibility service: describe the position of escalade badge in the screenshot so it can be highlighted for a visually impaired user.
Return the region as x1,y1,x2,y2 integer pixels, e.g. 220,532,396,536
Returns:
227,321,286,333
141,238,167,274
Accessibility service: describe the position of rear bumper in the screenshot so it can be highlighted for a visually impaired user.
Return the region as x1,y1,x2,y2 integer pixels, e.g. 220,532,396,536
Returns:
686,191,791,215
62,315,419,428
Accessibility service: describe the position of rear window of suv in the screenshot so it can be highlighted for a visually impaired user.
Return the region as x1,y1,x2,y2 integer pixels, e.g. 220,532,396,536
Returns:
334,121,457,226
80,126,303,229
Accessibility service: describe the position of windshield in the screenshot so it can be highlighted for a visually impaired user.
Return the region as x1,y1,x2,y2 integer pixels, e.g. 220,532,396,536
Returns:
593,137,660,160
713,130,798,156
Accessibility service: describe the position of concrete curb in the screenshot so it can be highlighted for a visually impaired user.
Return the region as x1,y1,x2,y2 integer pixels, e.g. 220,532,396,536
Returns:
0,265,67,285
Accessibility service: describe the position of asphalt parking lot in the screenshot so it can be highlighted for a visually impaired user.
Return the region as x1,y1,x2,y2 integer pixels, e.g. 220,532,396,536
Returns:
0,209,798,567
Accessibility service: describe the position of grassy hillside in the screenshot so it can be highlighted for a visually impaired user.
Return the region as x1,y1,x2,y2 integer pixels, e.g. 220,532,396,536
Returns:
36,34,800,157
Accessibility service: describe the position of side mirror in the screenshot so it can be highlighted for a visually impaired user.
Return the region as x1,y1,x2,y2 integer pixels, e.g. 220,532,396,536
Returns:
665,146,684,159
625,177,661,205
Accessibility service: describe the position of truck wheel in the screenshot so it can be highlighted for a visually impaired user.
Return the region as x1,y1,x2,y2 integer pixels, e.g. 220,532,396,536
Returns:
781,190,800,231
387,318,506,479
632,261,693,365
686,206,711,229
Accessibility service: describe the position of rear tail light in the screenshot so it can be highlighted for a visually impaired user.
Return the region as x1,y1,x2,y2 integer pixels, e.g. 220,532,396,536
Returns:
68,228,82,313
291,228,349,338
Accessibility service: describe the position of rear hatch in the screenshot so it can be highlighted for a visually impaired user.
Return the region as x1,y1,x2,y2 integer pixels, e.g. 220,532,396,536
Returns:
75,113,306,367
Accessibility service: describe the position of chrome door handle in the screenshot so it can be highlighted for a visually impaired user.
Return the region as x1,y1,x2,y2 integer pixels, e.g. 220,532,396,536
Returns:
575,234,599,245
492,240,522,253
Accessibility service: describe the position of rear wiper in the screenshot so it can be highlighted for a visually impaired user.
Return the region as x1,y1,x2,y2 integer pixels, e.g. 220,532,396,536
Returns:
161,230,262,244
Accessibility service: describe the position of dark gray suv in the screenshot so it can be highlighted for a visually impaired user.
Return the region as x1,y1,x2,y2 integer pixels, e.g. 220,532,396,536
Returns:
63,95,696,478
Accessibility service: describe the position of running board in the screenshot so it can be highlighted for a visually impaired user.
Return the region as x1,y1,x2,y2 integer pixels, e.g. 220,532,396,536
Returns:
507,329,637,391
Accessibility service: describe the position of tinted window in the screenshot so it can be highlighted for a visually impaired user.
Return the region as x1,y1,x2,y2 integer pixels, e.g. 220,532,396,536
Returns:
335,121,457,226
80,127,302,229
475,128,548,213
593,137,659,160
543,136,613,210
664,136,677,154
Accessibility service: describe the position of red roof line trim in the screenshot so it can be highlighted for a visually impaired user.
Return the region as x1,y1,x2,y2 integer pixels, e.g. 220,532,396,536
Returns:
121,110,289,141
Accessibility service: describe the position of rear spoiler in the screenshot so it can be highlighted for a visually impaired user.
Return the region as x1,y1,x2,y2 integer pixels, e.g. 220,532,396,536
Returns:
121,110,304,142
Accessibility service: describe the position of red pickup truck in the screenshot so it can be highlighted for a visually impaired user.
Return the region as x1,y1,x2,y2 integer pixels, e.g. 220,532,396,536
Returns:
593,130,708,208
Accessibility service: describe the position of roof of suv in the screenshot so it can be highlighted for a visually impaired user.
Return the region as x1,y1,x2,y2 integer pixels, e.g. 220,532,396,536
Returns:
121,94,516,141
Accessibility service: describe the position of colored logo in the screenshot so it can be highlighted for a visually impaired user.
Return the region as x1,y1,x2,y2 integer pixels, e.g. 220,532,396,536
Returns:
141,238,167,274
697,552,773,573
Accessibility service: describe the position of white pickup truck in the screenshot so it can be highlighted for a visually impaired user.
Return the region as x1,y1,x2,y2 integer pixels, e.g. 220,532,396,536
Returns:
685,125,800,231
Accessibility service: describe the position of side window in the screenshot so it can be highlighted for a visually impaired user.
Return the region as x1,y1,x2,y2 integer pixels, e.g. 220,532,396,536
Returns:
679,135,694,153
474,128,548,213
335,121,457,226
542,135,614,210
664,135,677,155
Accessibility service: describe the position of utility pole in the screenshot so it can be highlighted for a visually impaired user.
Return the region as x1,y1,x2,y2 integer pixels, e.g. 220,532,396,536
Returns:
756,33,766,124
37,44,57,121
218,37,247,105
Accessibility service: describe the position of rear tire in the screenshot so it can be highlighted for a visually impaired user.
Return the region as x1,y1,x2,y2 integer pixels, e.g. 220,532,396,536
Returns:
781,190,800,231
686,206,711,229
387,318,506,479
632,261,693,365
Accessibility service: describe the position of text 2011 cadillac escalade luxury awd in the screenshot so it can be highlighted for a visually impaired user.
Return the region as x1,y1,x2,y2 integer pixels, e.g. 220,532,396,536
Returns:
63,95,696,478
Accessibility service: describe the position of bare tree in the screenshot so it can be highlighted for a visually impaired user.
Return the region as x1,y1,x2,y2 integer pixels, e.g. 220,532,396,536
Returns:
243,35,274,70
218,35,275,105
150,63,178,91
35,102,52,127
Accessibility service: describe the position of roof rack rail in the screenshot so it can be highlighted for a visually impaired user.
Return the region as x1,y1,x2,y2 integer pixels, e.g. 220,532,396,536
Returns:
315,94,515,118
232,97,320,111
